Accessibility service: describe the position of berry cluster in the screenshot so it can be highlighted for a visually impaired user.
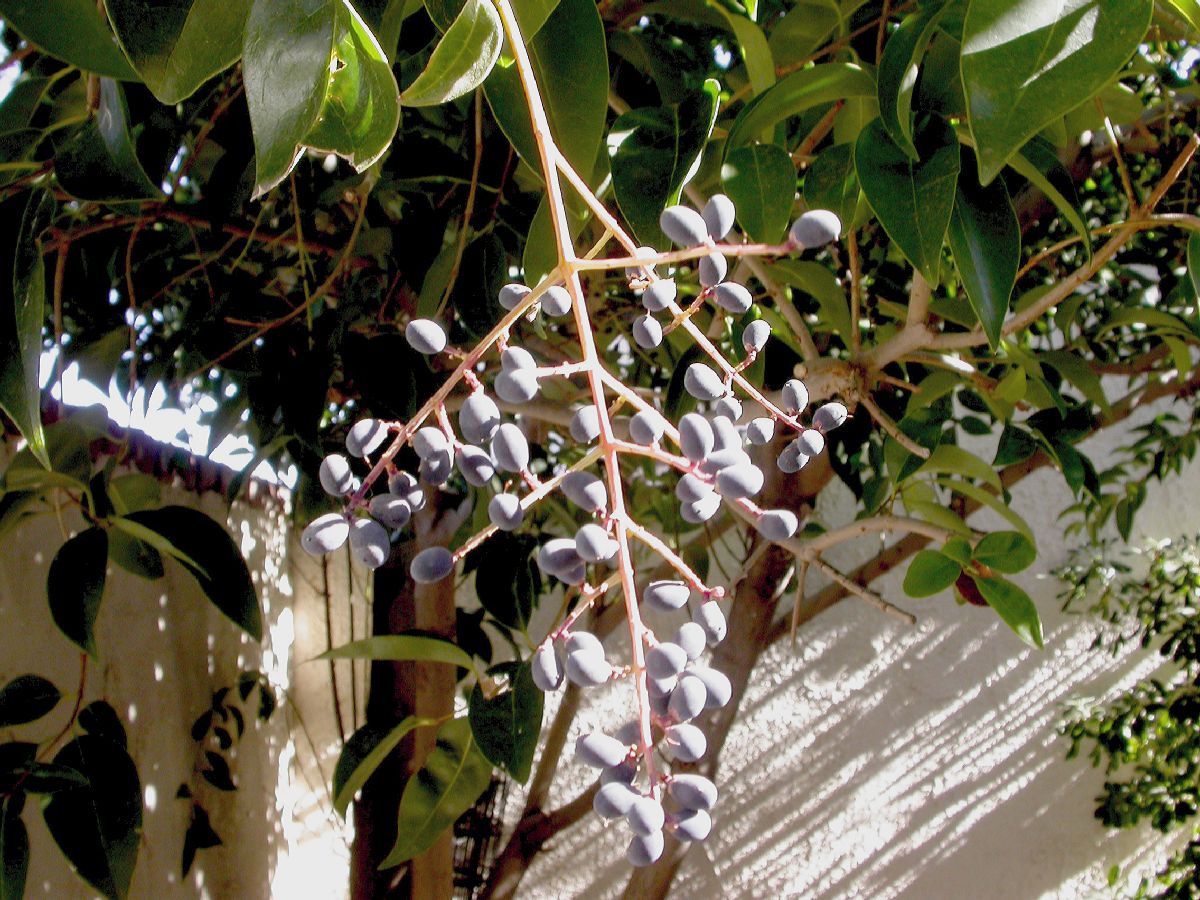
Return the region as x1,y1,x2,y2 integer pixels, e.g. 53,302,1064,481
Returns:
300,195,847,866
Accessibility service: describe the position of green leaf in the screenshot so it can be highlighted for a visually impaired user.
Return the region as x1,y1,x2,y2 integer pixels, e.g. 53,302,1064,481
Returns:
803,143,860,239
974,575,1043,648
994,424,1038,466
485,0,607,178
0,0,138,79
937,477,1035,542
1038,350,1109,414
103,0,246,104
768,1,838,68
42,734,142,900
1,800,27,900
468,663,543,783
725,63,875,152
401,0,501,106
107,474,161,514
855,115,960,287
2,189,52,470
333,717,436,818
720,143,795,244
947,155,1019,349
941,536,973,565
641,0,774,96
903,549,961,597
608,80,720,245
1005,136,1092,258
877,1,949,158
469,532,542,631
1162,0,1200,33
55,79,162,202
764,259,851,338
115,507,261,640
917,444,1001,491
972,530,1036,574
961,0,1154,183
47,527,108,657
0,675,61,727
1187,231,1200,300
244,0,400,197
381,717,492,866
318,635,474,669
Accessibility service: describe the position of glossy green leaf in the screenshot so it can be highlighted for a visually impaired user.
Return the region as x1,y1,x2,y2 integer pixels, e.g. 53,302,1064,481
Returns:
947,156,1019,349
974,575,1043,648
115,507,261,640
103,0,246,104
855,115,960,287
0,800,27,900
994,423,1038,466
42,734,141,900
1187,231,1200,300
961,0,1154,183
468,663,543,784
641,0,773,96
919,444,1001,490
877,1,948,158
332,717,435,817
903,549,961,597
2,189,51,470
55,79,162,202
609,80,720,244
938,477,1035,542
485,0,607,178
726,63,875,152
0,0,137,79
47,527,108,657
401,0,501,106
764,259,850,338
381,717,492,866
1038,350,1109,414
1005,136,1091,259
0,675,60,727
720,143,795,243
768,1,838,68
803,143,860,238
972,530,1036,574
1162,0,1200,33
318,635,474,669
0,76,51,134
244,0,400,197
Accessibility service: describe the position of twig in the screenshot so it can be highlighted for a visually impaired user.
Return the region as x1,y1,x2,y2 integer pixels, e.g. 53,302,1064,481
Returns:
859,392,930,459
806,554,916,624
437,90,485,316
790,559,809,648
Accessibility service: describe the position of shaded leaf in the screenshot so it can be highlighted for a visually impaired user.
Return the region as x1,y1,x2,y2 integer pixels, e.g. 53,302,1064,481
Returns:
180,804,221,877
0,0,137,79
332,717,434,817
974,575,1044,648
855,115,960,287
720,142,794,244
318,635,474,669
961,0,1154,183
55,79,162,202
725,63,874,151
1187,231,1200,300
1006,136,1092,258
381,717,491,866
764,259,850,338
103,0,246,104
877,1,949,158
468,663,542,783
48,526,108,657
803,143,860,238
917,444,1001,490
0,800,27,900
0,675,60,728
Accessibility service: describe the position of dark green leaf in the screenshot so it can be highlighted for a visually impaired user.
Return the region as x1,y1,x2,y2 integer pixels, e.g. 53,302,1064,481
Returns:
78,701,126,748
115,507,261,640
16,762,89,794
725,63,874,151
609,80,720,245
2,189,52,470
803,143,860,238
333,717,434,817
720,142,795,243
107,531,165,580
318,635,474,669
917,444,1001,490
961,0,1154,183
974,575,1044,648
468,663,542,783
947,154,1019,349
42,735,142,900
103,0,246,104
640,0,773,96
1006,137,1092,259
200,752,235,791
180,803,221,877
55,79,162,202
877,1,948,158
0,675,60,728
0,745,35,794
401,0,501,106
994,424,1037,466
381,717,492,866
48,527,108,657
0,0,138,79
468,531,542,631
1187,231,1199,300
903,549,961,598
855,115,960,287
972,530,1036,574
0,800,27,900
485,0,607,178
764,259,851,338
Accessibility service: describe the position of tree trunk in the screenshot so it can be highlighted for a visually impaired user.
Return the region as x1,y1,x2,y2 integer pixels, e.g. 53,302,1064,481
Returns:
351,496,468,900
